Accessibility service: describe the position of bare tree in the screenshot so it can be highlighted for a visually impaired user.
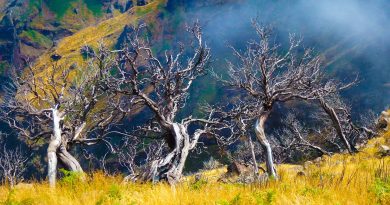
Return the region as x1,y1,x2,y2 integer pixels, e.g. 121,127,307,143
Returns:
272,113,331,160
214,22,340,178
0,50,124,187
314,93,377,152
107,22,236,184
117,135,166,182
0,134,29,187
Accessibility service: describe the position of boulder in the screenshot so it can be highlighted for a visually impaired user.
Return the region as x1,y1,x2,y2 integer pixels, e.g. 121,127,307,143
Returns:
50,54,62,61
226,161,251,176
304,161,314,169
313,157,322,165
378,111,390,130
378,145,390,157
297,171,306,177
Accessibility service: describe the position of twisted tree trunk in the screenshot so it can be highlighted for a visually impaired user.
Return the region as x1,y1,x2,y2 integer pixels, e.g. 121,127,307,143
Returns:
254,112,277,179
165,123,191,184
57,144,83,173
47,109,62,188
144,123,196,185
248,135,259,176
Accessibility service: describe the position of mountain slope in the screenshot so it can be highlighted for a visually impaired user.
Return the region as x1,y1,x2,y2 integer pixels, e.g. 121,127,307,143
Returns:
0,0,156,72
0,111,389,205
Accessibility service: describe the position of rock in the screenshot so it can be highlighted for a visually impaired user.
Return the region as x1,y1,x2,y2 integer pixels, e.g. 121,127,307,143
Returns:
304,161,313,169
226,161,250,176
73,8,79,14
313,157,322,165
51,54,62,61
194,173,202,182
378,111,390,130
379,145,390,151
297,171,306,177
378,145,390,157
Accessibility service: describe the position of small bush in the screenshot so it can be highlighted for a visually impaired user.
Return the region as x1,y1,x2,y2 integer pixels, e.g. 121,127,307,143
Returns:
107,184,122,200
59,169,83,187
190,178,208,190
253,190,275,205
372,178,390,204
216,194,241,205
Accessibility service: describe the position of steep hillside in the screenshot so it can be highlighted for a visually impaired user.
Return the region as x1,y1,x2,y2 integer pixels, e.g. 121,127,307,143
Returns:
0,112,388,205
32,0,165,74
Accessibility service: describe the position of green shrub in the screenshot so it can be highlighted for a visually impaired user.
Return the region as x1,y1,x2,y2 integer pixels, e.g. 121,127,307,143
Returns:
253,190,275,205
216,194,241,205
59,169,83,187
372,178,390,204
107,184,122,200
190,178,208,190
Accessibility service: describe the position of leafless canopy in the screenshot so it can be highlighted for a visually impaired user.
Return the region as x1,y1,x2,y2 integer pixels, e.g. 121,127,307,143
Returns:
102,22,238,184
0,133,29,187
0,46,127,186
213,21,364,178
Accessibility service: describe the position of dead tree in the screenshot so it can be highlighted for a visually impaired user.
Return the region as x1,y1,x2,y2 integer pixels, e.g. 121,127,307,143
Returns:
108,23,235,184
214,22,338,178
117,135,166,182
314,92,377,153
0,51,124,187
0,134,29,187
272,113,331,161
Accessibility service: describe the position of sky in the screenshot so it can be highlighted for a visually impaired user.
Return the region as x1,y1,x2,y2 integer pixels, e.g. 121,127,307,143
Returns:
177,0,390,114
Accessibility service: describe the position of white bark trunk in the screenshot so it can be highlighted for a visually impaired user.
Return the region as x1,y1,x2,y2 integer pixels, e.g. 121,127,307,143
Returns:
58,145,83,172
248,135,259,176
254,114,277,179
47,108,62,188
165,123,190,184
144,123,195,185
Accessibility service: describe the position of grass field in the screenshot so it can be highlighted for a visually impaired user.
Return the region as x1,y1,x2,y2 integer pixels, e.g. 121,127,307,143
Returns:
0,125,389,205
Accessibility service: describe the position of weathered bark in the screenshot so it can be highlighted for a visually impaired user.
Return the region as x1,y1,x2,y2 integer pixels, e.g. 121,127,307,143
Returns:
57,144,83,172
165,123,191,184
318,98,355,153
144,123,196,185
47,109,62,188
254,113,277,178
248,135,259,176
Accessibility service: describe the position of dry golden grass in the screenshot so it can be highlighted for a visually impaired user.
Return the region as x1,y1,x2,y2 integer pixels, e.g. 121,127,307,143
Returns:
0,127,389,205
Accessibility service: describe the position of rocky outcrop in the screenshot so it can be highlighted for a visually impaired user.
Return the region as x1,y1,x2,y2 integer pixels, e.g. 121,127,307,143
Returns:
378,145,390,157
378,111,390,130
226,161,251,176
